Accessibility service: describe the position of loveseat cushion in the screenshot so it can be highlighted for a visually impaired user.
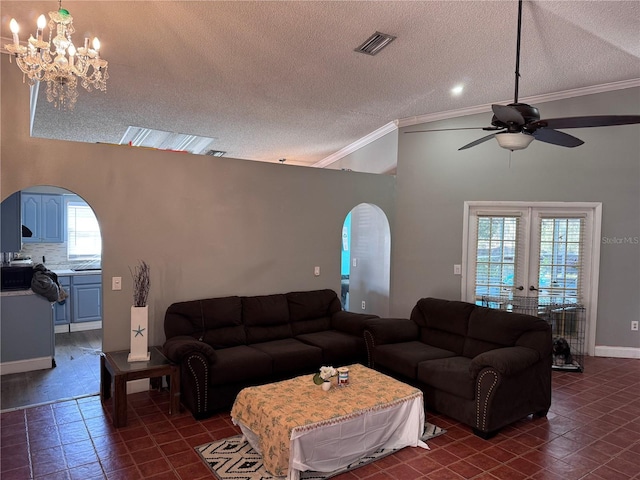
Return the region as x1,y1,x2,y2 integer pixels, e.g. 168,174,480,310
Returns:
287,289,341,335
249,339,322,375
208,345,273,385
164,296,246,348
373,341,457,380
417,356,475,400
463,306,551,358
412,298,474,355
243,294,292,343
295,330,365,364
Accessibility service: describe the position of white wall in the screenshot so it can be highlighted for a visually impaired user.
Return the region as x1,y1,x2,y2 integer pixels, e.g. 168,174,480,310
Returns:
391,87,640,351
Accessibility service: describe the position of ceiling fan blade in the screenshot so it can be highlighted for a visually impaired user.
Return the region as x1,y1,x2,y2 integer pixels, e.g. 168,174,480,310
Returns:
532,128,584,148
531,115,640,130
458,133,499,151
492,104,525,125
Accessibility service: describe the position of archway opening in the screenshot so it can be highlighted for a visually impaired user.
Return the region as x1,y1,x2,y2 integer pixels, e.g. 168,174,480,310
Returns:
341,203,391,316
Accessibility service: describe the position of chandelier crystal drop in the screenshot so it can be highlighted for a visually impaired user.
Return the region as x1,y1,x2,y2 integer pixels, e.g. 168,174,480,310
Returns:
4,0,108,110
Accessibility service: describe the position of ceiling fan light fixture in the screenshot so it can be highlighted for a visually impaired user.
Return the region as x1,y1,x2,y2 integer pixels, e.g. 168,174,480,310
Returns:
495,132,534,151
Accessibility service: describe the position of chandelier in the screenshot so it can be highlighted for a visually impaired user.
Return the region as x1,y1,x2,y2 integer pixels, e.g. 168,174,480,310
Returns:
4,0,108,110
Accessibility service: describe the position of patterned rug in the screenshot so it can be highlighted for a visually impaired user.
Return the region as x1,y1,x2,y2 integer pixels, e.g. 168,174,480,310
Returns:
196,422,446,480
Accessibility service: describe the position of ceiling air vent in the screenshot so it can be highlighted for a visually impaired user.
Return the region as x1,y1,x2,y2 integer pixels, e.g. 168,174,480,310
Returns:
355,31,396,56
205,150,226,157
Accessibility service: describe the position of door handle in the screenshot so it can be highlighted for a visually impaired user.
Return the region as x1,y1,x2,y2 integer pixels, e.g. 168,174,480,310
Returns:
514,286,524,291
529,285,538,291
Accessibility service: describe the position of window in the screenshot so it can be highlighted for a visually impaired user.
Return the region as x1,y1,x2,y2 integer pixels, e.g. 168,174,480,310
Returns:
67,200,101,260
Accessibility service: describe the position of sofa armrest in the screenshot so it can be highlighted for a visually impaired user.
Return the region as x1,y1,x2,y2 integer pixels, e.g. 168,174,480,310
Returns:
363,317,419,345
331,310,378,336
163,336,217,365
469,346,540,378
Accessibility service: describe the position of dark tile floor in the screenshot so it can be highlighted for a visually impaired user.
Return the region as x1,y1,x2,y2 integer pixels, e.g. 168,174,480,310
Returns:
0,330,102,411
1,355,639,479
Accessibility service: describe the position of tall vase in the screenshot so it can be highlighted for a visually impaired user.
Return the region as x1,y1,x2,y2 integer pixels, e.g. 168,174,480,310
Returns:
128,305,150,362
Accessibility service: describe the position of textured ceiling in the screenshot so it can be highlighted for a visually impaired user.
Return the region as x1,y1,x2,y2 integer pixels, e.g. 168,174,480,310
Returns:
2,1,639,167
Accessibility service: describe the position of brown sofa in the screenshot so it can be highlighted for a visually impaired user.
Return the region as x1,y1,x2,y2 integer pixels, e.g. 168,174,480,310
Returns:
163,289,377,419
364,297,552,438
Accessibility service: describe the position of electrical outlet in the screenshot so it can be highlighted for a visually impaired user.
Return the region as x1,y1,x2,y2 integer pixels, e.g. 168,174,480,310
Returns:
361,301,366,310
632,321,639,331
314,266,320,276
454,264,462,275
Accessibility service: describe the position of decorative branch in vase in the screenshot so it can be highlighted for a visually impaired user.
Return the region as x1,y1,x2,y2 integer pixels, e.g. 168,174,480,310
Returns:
128,260,151,362
130,260,150,307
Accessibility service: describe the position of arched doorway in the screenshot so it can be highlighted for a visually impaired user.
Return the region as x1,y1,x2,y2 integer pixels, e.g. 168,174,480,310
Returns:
341,203,391,316
0,186,102,409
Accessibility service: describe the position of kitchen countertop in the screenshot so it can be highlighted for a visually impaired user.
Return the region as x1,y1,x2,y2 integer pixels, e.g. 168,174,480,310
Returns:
52,269,102,276
1,270,102,296
1,289,36,297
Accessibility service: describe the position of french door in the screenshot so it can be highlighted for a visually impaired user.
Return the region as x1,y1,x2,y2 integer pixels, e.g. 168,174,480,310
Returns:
462,202,602,354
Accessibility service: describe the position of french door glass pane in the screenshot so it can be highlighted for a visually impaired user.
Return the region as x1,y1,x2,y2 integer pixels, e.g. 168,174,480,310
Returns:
537,218,583,304
474,216,518,303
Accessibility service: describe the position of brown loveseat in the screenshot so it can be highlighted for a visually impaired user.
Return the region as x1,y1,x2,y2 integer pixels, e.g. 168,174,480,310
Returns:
364,297,552,438
163,289,377,419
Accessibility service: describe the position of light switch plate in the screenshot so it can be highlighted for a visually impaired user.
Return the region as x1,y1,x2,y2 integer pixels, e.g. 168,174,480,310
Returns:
112,276,122,291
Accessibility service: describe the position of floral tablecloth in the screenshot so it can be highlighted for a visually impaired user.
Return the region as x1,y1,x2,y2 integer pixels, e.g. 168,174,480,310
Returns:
231,363,426,478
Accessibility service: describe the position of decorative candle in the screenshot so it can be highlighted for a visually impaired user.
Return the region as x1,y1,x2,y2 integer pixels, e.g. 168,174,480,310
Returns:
68,43,75,66
10,19,20,47
36,14,46,41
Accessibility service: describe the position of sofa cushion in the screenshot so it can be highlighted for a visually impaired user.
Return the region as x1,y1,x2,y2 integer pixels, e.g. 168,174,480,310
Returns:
417,356,475,400
373,341,457,380
287,289,340,335
243,294,292,343
412,298,474,355
295,331,365,365
249,339,322,375
463,306,550,358
208,345,273,385
165,296,246,348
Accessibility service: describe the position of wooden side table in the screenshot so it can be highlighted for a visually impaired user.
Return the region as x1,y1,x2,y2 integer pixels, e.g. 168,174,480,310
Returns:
100,346,180,427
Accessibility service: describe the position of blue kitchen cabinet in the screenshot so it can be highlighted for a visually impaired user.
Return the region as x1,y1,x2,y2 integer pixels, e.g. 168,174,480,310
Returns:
21,193,64,243
1,192,21,252
72,275,102,323
54,276,71,326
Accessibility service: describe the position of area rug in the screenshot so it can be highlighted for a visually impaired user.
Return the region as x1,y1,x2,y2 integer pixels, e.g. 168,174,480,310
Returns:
196,422,446,480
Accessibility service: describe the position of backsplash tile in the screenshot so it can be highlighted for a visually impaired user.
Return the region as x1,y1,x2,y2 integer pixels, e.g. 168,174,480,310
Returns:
20,243,100,270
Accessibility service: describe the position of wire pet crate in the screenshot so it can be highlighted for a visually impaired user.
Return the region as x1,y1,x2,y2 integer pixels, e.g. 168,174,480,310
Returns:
480,295,585,372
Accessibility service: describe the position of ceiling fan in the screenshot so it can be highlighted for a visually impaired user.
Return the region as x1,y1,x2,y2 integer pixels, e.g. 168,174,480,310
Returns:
406,0,640,151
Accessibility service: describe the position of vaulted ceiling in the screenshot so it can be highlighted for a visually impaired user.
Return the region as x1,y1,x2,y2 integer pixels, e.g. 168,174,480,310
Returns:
2,1,639,167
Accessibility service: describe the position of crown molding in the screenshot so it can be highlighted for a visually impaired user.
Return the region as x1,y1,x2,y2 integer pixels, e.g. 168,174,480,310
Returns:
397,79,640,128
317,79,640,169
312,121,398,168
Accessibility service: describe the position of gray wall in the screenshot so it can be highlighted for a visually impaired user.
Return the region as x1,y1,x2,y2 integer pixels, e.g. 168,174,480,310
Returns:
1,56,395,351
391,87,640,349
325,130,398,174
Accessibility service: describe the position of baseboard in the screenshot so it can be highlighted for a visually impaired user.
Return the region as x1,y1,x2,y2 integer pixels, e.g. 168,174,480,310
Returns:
69,321,102,332
0,357,53,375
126,379,150,394
594,346,640,359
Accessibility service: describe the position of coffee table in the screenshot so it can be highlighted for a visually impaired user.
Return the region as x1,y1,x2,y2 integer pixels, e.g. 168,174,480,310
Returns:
231,363,427,479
